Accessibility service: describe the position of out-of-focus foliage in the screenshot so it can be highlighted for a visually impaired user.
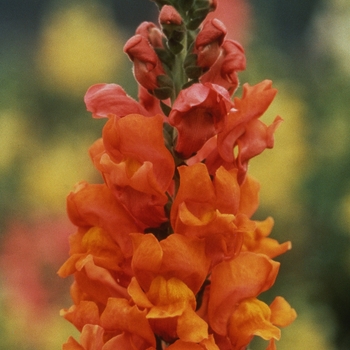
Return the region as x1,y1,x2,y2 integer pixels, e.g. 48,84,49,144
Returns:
0,0,349,349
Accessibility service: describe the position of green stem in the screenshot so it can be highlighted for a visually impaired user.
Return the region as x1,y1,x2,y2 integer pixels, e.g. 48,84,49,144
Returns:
171,36,188,103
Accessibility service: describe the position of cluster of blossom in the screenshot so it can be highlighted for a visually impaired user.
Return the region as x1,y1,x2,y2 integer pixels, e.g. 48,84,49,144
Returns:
59,0,296,349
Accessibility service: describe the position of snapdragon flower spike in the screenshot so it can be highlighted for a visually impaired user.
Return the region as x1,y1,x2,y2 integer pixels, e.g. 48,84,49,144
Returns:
60,1,296,349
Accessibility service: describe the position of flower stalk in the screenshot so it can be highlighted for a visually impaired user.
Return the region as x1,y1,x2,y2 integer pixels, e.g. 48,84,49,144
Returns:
59,1,296,349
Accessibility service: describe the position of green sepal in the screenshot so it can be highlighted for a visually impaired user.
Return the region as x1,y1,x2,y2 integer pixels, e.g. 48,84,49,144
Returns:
154,86,174,100
185,65,202,79
163,121,174,149
155,47,174,70
187,16,206,30
184,53,198,69
162,24,186,42
160,100,172,116
168,39,184,55
157,74,174,88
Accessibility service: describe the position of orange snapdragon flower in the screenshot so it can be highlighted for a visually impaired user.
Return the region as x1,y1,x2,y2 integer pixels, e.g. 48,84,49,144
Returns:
169,83,233,158
59,1,296,349
90,114,174,228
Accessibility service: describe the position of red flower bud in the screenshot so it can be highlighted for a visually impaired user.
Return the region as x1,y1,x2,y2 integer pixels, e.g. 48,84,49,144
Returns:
124,34,165,91
195,18,227,70
136,21,164,48
159,5,183,26
201,39,246,95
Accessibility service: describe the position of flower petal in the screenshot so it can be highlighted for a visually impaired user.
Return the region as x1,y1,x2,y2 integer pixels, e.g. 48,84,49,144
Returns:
269,296,297,328
100,297,156,348
227,298,281,349
177,306,208,343
84,83,149,119
208,252,280,335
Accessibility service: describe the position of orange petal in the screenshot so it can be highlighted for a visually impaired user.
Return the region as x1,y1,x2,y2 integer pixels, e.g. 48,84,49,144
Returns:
159,234,210,294
146,276,196,318
217,80,277,163
84,83,149,119
60,301,99,331
131,233,163,292
266,339,277,350
171,163,216,230
177,306,208,343
238,174,260,218
103,115,173,189
128,277,154,309
167,335,219,350
208,252,279,335
74,255,128,304
100,297,156,348
63,337,84,350
66,182,138,257
213,166,240,215
80,324,105,350
99,114,175,227
227,298,280,350
270,296,297,327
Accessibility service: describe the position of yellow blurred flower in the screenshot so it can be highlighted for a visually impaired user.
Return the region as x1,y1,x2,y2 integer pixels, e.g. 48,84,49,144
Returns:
20,133,98,214
36,1,127,96
0,109,29,170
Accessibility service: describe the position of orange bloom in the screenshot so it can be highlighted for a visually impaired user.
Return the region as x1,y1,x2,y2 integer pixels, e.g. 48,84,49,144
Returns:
217,80,280,182
208,252,280,335
128,233,212,343
242,217,292,258
131,233,210,295
227,298,280,349
60,2,296,348
100,297,156,348
63,324,105,350
169,83,233,158
90,114,175,228
65,181,139,257
128,275,208,343
171,163,261,265
227,296,297,350
62,298,156,349
57,226,130,306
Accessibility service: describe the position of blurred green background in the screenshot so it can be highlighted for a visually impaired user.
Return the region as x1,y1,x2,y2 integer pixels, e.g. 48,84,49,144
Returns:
0,0,349,349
